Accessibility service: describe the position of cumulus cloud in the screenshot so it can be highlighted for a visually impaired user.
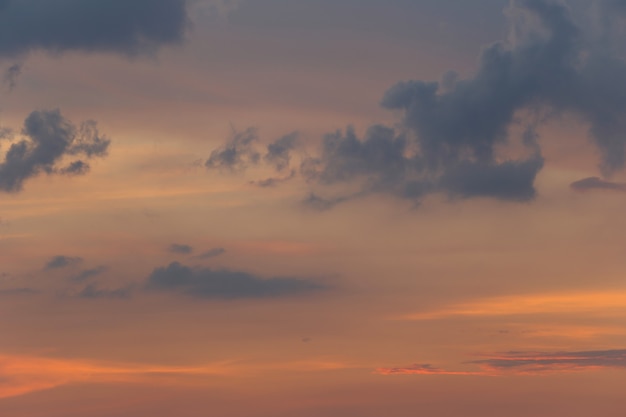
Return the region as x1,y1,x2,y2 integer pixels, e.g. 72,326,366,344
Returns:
570,176,626,191
0,109,110,193
205,0,626,208
0,0,190,58
45,255,83,270
169,243,194,254
146,261,326,299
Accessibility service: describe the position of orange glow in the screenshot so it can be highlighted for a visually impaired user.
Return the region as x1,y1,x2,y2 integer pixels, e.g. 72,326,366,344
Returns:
396,290,626,320
0,354,357,400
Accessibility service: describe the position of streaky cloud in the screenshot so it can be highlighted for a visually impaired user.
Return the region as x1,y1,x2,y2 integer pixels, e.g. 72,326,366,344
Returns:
570,176,626,192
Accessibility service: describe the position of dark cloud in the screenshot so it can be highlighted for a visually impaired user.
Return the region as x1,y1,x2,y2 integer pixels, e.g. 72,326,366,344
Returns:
472,349,626,373
71,266,108,282
264,132,299,172
209,0,626,208
0,0,189,58
146,261,326,299
169,243,194,254
193,247,226,259
45,255,83,270
3,63,21,90
0,109,110,193
205,128,260,172
570,176,626,191
207,130,301,177
78,283,133,299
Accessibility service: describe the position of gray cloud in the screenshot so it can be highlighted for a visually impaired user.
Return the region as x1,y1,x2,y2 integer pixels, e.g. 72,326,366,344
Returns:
3,63,21,90
78,283,133,299
472,349,626,372
0,109,110,193
209,0,626,208
71,266,108,282
193,247,226,259
264,132,299,172
570,176,626,191
45,255,83,270
169,243,194,254
205,128,260,172
0,0,189,58
251,169,296,188
146,261,326,299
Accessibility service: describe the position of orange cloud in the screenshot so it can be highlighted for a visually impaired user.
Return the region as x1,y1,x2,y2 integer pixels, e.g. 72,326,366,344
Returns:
0,354,356,400
396,290,626,320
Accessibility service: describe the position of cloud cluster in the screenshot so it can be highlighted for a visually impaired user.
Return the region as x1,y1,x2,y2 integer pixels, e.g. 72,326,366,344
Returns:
0,0,189,58
0,109,110,192
146,261,325,299
207,0,626,208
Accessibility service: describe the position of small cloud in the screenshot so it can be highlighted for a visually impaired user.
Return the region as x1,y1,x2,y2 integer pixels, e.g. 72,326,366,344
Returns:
146,262,327,300
45,255,83,270
570,177,626,192
71,266,108,282
205,128,260,172
3,63,21,91
169,243,194,255
0,288,40,296
78,283,133,299
251,170,295,188
301,337,312,343
193,247,226,260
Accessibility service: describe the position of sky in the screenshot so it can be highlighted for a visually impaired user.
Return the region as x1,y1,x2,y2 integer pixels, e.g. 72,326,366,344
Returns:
2,0,626,415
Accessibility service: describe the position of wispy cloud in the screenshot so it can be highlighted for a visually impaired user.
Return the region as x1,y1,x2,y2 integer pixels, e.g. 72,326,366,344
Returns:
377,349,626,377
395,290,626,320
0,353,357,400
570,177,626,192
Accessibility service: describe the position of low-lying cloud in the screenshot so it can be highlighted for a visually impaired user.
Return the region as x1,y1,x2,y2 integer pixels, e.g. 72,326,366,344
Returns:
146,261,326,299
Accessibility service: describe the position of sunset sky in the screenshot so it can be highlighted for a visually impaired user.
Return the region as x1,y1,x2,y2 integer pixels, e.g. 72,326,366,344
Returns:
3,0,626,415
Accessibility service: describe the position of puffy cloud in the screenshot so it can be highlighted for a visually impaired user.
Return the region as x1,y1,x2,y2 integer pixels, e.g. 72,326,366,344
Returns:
146,261,326,299
0,0,189,58
0,109,110,193
264,132,299,172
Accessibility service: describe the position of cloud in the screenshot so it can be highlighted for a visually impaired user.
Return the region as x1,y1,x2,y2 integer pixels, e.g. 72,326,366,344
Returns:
71,266,109,282
0,109,110,193
205,127,260,172
395,290,626,320
208,0,626,208
169,243,194,254
570,176,626,192
377,349,626,377
207,129,300,176
0,353,355,400
193,247,226,259
471,349,626,373
251,169,296,188
0,0,189,58
0,288,39,296
44,255,83,270
264,132,299,172
78,283,133,299
146,261,326,299
2,63,21,90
